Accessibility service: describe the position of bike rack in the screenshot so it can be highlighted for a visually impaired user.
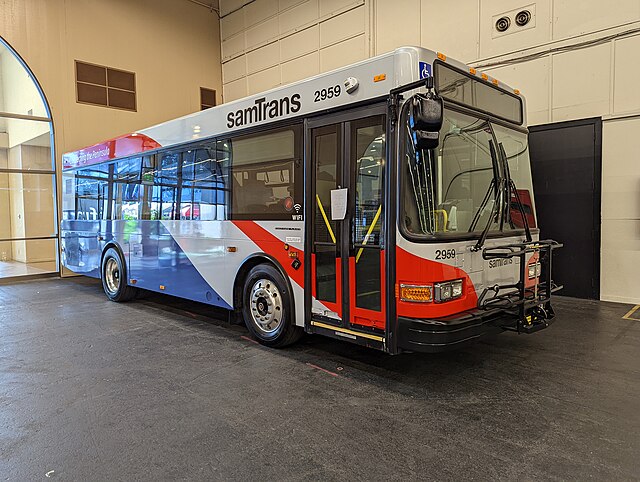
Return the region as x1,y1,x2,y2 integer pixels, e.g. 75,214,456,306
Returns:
477,240,563,333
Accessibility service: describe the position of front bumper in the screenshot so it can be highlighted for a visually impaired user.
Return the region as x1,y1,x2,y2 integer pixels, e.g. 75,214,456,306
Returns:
396,306,553,353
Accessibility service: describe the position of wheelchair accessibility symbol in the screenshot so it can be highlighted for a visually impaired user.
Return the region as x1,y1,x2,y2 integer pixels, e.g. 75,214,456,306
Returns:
419,62,432,79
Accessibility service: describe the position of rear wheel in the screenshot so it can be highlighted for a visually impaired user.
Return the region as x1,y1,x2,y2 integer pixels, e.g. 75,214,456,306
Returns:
101,247,138,302
242,264,302,347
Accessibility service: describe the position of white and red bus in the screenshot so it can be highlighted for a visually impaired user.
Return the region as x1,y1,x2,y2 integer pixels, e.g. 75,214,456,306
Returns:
61,46,561,353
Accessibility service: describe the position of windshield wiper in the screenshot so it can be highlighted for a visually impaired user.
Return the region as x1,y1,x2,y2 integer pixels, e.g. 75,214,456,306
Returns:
471,141,533,251
499,142,532,243
470,139,506,251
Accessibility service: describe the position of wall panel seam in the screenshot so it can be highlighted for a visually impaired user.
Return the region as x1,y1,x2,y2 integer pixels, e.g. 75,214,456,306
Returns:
221,2,365,63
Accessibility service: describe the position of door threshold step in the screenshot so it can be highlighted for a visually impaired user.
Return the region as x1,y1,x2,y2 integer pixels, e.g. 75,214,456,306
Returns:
310,320,385,342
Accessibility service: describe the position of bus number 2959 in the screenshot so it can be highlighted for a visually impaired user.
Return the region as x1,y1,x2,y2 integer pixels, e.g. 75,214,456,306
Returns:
314,85,341,102
435,249,456,260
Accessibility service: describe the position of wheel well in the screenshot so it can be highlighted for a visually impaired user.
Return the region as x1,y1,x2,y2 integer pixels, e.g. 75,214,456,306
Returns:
100,242,126,277
233,254,294,315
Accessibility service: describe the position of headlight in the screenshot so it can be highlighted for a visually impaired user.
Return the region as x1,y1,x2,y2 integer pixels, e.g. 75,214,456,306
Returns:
528,263,541,279
434,279,464,303
400,284,433,303
451,279,463,297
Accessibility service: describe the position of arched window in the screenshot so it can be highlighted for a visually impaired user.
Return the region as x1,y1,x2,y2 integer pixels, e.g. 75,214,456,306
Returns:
0,37,58,279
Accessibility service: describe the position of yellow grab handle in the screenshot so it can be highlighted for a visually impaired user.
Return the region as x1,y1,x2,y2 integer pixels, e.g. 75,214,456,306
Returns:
356,205,382,263
316,194,336,244
434,209,448,232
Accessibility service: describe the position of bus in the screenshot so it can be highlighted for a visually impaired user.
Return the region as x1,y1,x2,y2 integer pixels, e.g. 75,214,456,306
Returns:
61,46,561,354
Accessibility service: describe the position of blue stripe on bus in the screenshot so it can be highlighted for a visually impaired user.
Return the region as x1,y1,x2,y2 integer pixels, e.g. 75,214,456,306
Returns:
61,220,232,310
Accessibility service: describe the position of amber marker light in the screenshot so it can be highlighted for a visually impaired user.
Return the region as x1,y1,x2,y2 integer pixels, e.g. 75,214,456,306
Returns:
469,68,477,75
514,89,521,95
481,73,488,81
437,52,447,61
373,74,386,82
400,284,433,303
492,78,499,85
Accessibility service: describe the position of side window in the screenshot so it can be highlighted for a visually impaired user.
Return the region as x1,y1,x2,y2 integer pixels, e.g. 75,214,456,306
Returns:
73,165,109,220
114,157,142,220
155,151,180,220
139,154,156,220
191,144,229,220
153,142,229,221
227,126,302,220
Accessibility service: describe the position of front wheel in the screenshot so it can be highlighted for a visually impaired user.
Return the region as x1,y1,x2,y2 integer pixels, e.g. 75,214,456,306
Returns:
101,247,138,302
242,264,302,347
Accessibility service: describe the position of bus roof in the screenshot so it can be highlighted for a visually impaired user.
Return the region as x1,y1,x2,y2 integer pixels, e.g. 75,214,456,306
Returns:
62,46,522,170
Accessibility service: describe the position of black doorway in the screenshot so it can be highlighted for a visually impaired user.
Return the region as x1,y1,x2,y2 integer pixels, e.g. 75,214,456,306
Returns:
528,118,602,299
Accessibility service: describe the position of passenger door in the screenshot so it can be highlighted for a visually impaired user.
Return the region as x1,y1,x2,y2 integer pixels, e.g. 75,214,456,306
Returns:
308,110,386,331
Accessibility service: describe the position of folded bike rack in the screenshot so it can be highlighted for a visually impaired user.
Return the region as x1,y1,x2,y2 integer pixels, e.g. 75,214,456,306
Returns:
477,240,563,333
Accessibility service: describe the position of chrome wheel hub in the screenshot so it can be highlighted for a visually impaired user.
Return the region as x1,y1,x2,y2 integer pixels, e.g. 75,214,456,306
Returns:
104,257,120,295
249,279,283,334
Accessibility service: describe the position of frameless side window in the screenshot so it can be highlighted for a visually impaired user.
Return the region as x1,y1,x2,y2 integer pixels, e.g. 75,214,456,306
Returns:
228,126,302,220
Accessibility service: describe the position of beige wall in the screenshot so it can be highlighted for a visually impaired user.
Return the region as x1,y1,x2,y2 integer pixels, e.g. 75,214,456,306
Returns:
0,0,222,154
221,0,639,303
0,0,222,274
220,0,371,101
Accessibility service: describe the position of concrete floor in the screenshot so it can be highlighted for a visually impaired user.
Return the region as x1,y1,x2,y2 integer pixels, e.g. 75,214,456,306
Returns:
1,278,639,480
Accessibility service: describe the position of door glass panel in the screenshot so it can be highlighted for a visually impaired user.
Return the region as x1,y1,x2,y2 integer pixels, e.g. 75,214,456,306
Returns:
0,238,58,277
0,118,53,170
315,245,336,303
0,41,58,279
353,119,385,311
314,127,340,304
0,172,57,237
355,247,381,311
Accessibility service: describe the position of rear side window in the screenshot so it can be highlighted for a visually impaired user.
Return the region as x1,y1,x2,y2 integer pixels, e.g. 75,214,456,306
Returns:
226,125,303,220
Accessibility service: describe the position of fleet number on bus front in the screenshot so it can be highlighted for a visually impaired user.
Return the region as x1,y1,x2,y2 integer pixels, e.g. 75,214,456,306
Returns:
435,249,456,260
314,85,341,102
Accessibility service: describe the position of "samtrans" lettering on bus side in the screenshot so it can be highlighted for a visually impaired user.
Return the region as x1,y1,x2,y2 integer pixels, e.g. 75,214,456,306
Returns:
226,93,301,128
488,258,514,268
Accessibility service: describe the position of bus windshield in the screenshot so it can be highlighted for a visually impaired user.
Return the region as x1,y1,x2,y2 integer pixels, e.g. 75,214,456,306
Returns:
402,106,536,238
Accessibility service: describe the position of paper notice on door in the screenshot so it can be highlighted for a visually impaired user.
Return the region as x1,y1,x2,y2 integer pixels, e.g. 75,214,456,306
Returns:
330,188,348,220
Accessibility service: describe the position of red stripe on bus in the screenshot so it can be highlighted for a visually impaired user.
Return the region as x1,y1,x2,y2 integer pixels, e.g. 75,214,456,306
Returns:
232,220,304,289
62,132,162,170
396,246,478,318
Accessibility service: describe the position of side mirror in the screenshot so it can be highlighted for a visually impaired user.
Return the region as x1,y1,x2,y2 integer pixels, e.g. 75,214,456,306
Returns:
409,79,443,150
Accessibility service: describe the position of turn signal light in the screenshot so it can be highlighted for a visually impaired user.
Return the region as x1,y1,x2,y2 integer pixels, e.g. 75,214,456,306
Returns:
400,284,433,303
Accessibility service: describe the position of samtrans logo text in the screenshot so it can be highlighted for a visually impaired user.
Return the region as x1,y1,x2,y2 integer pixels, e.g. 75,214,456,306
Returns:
227,93,301,128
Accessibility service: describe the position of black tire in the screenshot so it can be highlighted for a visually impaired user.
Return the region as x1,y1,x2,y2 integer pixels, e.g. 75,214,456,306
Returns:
242,263,302,347
101,247,138,302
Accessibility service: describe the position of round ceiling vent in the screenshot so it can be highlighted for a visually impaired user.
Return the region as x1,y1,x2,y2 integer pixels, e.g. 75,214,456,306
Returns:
495,16,511,32
515,10,531,26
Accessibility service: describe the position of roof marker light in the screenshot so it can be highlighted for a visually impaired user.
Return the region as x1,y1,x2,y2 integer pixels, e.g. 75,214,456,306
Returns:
437,52,446,61
373,74,386,82
469,68,477,75
514,89,520,95
492,78,498,85
481,73,488,81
